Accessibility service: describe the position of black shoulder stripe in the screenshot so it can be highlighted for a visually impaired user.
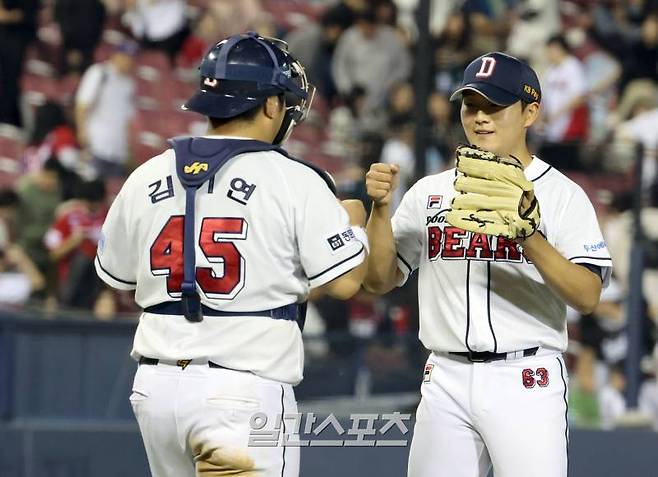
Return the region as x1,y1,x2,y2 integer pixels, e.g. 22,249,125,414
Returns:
397,253,413,274
308,244,364,281
568,255,612,262
531,165,552,182
95,256,137,285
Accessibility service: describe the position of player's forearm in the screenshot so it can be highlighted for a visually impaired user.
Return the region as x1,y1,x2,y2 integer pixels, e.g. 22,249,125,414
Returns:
363,204,399,294
323,255,368,300
519,233,602,314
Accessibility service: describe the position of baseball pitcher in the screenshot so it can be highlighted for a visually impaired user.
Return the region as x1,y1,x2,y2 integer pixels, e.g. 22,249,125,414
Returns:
365,52,611,477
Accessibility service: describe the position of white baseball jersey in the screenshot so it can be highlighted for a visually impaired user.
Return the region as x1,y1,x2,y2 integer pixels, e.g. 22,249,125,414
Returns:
392,156,611,354
95,137,365,384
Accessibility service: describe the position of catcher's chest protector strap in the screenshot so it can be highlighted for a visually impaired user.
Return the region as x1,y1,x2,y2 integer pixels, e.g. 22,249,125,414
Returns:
170,137,331,324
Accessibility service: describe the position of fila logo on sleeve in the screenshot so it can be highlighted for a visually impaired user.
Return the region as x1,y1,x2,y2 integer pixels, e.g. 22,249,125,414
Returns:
475,57,496,78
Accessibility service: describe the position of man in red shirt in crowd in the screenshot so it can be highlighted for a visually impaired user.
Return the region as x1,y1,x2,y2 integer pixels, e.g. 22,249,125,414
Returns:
45,179,108,308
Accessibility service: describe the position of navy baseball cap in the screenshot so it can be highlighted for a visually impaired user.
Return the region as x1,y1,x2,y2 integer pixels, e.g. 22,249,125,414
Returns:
450,52,541,106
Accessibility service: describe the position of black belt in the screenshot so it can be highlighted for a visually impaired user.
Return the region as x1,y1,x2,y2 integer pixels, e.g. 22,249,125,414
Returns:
449,347,539,363
139,357,226,369
144,302,303,321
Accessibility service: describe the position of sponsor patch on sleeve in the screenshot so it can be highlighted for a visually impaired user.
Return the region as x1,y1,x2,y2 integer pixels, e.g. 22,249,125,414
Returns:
326,228,359,254
583,241,607,253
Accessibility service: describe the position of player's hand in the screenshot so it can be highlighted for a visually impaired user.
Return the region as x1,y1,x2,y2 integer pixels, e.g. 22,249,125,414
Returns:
366,163,399,207
340,199,367,227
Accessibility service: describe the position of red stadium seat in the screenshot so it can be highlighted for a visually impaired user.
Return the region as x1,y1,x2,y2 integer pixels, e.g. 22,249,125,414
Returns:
0,129,25,163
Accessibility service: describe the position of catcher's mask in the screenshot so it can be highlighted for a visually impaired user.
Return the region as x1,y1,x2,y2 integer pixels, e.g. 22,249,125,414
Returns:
183,31,316,145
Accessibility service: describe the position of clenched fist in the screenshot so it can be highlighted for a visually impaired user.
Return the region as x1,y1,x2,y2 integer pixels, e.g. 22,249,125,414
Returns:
341,199,367,227
366,163,399,206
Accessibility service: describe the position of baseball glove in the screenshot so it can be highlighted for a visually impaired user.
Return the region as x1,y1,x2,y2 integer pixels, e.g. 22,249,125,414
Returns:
446,145,540,239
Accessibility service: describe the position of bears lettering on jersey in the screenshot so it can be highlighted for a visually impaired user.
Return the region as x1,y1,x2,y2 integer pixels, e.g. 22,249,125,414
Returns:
427,226,524,263
425,208,525,263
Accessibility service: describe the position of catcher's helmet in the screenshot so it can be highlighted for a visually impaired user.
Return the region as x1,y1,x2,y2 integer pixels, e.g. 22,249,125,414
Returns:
183,31,315,144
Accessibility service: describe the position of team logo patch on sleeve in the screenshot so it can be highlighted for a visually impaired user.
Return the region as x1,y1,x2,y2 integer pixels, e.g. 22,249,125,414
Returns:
427,195,443,209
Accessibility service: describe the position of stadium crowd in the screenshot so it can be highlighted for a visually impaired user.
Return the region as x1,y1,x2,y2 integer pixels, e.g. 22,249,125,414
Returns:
0,0,657,430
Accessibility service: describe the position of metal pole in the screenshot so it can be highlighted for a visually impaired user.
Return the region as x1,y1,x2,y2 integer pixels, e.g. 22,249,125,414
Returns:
413,0,432,180
625,143,645,408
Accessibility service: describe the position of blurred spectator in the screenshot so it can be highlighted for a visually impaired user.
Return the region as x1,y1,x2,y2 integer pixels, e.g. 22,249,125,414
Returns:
615,78,658,123
0,188,18,247
604,191,658,320
325,0,368,30
0,242,45,307
590,0,643,54
178,8,222,68
540,34,588,170
200,0,268,42
640,357,658,431
0,188,43,306
506,0,561,64
332,7,411,112
124,0,189,64
615,100,658,188
620,14,658,90
380,118,415,210
286,7,352,102
75,41,137,178
461,0,512,52
54,0,106,76
432,9,474,95
24,101,78,173
598,362,627,429
23,101,87,199
387,81,415,125
15,157,63,284
0,0,40,127
574,278,656,428
44,179,107,309
427,91,461,166
375,0,398,27
328,86,387,148
582,35,621,146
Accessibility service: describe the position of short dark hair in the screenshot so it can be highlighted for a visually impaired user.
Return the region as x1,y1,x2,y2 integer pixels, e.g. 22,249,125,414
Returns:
74,179,106,203
208,93,284,129
547,34,570,53
0,189,19,208
42,156,65,175
355,7,377,24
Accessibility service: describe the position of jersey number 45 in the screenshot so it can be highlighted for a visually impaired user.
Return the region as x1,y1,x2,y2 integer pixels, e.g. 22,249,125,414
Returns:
150,216,247,299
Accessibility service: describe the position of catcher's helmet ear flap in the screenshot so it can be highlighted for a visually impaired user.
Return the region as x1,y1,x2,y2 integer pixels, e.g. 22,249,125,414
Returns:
183,31,315,144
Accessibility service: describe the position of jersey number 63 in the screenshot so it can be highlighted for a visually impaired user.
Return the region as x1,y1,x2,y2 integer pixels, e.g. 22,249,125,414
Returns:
150,216,247,299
